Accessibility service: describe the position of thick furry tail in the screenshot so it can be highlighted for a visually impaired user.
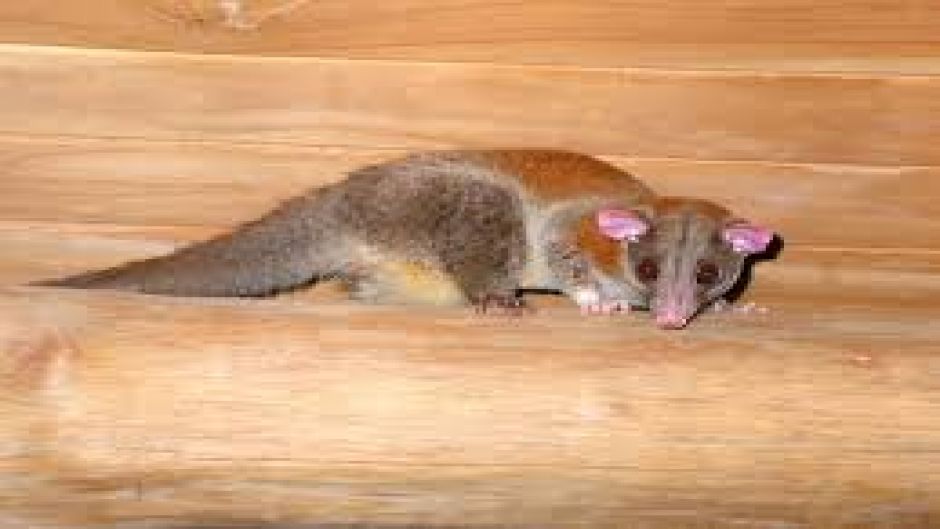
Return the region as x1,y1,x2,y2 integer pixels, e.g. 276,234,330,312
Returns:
34,190,347,297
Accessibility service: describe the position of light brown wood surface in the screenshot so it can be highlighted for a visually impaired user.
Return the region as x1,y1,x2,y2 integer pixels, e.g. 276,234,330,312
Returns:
1,2,939,527
1,1,939,73
1,46,940,167
2,287,939,529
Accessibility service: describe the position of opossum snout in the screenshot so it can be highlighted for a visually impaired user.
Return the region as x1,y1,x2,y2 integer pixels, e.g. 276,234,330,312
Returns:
655,310,690,329
652,288,696,330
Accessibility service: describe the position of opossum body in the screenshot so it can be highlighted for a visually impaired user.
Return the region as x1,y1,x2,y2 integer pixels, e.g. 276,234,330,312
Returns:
37,150,773,329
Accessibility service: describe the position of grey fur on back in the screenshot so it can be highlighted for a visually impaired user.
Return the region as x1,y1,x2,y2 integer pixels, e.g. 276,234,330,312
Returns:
37,152,529,302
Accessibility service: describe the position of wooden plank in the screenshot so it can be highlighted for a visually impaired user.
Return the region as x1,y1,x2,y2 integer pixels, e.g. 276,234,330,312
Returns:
2,286,939,528
0,137,386,228
0,1,939,73
0,46,939,166
0,137,937,252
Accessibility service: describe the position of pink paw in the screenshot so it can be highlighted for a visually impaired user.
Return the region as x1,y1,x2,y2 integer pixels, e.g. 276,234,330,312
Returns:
580,300,632,316
709,298,731,313
572,288,632,315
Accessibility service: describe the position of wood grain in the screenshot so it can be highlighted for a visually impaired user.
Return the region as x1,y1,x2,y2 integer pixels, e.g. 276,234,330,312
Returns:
0,3,936,527
1,1,939,73
1,46,940,166
2,286,939,528
0,137,937,253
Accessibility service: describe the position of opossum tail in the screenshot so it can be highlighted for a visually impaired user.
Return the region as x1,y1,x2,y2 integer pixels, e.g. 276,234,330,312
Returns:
33,189,349,297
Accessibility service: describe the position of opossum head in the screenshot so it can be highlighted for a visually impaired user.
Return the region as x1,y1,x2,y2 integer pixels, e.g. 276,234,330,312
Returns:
596,198,774,329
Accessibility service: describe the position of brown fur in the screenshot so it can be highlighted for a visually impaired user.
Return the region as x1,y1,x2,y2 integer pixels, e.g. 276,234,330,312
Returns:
478,150,653,203
574,213,622,276
478,150,653,282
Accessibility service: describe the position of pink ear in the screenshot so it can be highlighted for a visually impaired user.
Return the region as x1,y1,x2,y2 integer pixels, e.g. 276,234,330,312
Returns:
723,220,774,254
596,209,649,242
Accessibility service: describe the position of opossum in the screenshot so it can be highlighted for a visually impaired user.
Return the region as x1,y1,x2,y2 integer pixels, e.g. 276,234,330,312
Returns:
36,150,774,329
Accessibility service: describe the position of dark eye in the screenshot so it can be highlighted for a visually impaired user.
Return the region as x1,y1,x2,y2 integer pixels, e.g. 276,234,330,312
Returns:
696,261,720,285
636,258,659,283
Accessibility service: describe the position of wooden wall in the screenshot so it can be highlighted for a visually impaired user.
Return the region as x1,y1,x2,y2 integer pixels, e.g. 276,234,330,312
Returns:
0,0,938,303
1,1,939,528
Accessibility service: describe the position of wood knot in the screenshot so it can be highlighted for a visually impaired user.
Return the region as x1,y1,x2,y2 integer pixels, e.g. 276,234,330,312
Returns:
1,329,77,393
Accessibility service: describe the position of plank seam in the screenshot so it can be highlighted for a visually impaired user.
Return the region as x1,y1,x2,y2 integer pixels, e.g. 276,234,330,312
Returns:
2,131,938,172
4,42,940,80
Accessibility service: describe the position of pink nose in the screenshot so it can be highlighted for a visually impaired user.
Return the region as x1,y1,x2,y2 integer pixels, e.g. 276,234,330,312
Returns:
655,310,690,330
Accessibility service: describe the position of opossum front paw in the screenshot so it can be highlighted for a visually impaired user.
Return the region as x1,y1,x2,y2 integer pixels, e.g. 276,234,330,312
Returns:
472,291,531,317
580,300,632,316
708,298,732,313
572,288,631,316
